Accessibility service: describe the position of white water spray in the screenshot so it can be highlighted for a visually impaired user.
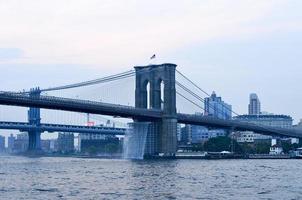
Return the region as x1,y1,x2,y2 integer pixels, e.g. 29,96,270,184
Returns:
123,122,150,160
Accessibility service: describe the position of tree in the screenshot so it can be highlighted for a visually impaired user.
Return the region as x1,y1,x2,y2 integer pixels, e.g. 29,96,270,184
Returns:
87,146,98,155
281,141,299,153
204,136,241,153
105,143,118,154
254,143,270,154
239,143,256,154
191,143,204,152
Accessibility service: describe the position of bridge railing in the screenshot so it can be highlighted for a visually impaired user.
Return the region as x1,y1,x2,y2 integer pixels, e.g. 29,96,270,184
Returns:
0,91,162,113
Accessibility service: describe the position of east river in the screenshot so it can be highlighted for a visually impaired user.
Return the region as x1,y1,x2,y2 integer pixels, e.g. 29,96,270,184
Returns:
0,156,301,200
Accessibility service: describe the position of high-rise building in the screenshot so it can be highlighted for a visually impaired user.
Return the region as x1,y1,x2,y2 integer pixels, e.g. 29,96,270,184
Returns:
41,140,51,152
14,133,28,153
179,126,189,144
192,92,232,144
57,133,74,153
49,139,58,152
8,134,15,153
0,135,5,152
204,91,232,120
248,93,261,115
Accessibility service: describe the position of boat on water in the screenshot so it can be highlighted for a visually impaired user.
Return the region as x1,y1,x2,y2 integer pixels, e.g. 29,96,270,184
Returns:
289,147,302,158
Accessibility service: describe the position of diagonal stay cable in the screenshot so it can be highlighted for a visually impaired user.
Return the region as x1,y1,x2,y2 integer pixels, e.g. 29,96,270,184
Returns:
176,69,210,96
176,71,240,116
42,70,135,92
176,81,239,117
177,82,290,136
176,91,205,111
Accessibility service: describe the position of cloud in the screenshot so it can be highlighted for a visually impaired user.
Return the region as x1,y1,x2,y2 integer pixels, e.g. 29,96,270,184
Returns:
0,0,299,69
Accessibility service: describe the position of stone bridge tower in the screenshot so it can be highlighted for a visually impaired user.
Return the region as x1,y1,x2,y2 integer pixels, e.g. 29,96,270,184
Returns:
135,63,177,157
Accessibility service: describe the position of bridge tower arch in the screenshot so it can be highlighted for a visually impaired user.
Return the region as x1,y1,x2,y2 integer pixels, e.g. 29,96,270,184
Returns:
135,63,177,157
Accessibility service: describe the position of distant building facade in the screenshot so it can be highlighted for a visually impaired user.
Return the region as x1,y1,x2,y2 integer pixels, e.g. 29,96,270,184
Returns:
179,93,232,144
234,114,293,128
181,124,227,144
180,126,189,144
270,145,283,155
41,140,51,153
8,134,15,153
235,131,271,143
234,114,293,143
13,133,28,153
49,139,58,152
57,133,74,153
0,135,5,152
204,91,232,120
248,93,261,115
176,124,182,142
79,133,121,154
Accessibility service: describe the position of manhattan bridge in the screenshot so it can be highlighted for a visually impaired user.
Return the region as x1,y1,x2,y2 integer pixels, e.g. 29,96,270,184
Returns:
0,63,301,157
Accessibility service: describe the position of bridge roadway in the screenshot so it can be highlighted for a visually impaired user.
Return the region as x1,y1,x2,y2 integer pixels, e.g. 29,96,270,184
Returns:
0,121,126,135
0,92,302,138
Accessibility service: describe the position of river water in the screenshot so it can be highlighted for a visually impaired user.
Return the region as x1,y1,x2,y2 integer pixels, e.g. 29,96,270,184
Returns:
0,156,301,200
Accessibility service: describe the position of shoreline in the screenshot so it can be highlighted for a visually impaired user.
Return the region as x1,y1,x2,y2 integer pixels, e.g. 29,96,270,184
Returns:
1,153,302,160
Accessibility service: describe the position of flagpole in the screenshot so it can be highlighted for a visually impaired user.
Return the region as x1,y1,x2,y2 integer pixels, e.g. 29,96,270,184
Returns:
149,54,156,65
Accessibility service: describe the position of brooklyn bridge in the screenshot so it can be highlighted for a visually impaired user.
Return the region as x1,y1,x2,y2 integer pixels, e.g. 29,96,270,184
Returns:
0,63,301,157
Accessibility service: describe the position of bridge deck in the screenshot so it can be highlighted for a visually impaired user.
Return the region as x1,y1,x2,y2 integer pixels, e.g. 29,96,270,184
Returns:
0,92,302,138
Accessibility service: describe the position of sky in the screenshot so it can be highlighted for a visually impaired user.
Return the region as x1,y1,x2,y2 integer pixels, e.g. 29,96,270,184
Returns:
0,0,302,138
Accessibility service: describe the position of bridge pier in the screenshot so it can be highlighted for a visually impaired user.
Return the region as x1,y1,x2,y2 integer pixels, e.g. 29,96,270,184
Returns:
160,118,177,156
27,87,42,152
135,63,177,158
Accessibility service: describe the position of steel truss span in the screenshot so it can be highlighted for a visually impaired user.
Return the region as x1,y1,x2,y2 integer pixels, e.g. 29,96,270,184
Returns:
0,121,126,135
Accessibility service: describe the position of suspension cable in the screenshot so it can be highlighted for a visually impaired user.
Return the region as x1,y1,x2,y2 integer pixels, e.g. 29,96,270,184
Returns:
176,81,239,117
176,69,210,96
42,70,135,92
176,70,240,116
176,91,205,111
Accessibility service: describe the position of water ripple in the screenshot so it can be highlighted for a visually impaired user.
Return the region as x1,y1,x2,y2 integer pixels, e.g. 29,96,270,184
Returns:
0,156,301,199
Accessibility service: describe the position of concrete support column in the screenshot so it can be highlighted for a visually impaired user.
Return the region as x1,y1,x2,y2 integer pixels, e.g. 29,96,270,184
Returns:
160,64,177,156
28,87,42,151
160,117,177,156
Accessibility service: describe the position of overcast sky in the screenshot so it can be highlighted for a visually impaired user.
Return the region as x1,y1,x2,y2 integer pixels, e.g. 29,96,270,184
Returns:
0,0,302,138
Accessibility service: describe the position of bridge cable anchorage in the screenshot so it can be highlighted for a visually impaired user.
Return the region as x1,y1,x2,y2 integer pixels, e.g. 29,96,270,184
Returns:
176,81,233,119
176,70,240,116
